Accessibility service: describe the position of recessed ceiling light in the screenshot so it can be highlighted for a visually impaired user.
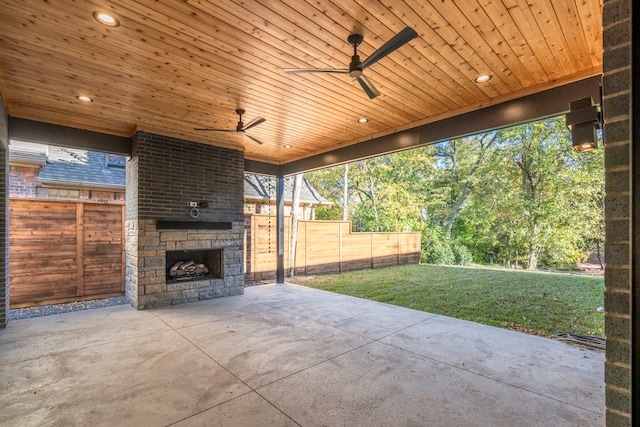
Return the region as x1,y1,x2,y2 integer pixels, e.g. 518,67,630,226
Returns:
76,95,93,103
93,11,120,27
358,117,369,123
283,144,292,149
474,74,492,84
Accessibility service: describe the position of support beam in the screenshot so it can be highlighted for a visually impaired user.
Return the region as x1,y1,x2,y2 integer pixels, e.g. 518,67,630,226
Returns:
281,76,602,175
8,117,131,155
244,159,281,176
276,176,285,284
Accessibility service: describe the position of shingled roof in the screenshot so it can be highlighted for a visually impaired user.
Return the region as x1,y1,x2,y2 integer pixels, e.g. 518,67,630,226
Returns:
244,174,331,206
38,146,126,189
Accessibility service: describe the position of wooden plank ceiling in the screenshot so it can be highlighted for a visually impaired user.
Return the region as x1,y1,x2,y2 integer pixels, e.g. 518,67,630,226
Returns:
0,0,602,165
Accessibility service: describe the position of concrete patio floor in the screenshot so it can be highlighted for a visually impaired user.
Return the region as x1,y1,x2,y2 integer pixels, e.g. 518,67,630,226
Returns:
0,283,604,426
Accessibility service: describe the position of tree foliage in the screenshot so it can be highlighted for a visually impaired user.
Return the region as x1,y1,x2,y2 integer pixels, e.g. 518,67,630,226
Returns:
305,116,604,270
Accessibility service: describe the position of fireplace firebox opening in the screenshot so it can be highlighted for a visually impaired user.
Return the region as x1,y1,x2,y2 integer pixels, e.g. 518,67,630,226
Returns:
166,249,223,283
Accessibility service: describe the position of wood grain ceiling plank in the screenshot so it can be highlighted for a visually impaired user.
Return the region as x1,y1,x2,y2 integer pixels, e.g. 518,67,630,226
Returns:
526,1,590,72
0,3,385,143
0,0,482,145
476,0,550,84
152,0,418,120
402,0,518,95
5,98,135,137
265,0,457,113
301,0,463,113
371,0,491,103
0,0,352,137
572,0,603,67
334,0,484,107
174,2,410,123
0,33,248,132
499,0,566,79
202,0,437,118
553,0,603,69
2,60,321,157
101,0,424,130
450,0,535,89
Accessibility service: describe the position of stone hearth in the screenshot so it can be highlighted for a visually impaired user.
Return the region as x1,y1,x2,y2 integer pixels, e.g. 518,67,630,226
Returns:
126,220,243,308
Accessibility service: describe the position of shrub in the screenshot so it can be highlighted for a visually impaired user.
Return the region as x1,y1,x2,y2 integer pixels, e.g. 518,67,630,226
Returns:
452,243,473,265
421,228,473,266
422,239,455,265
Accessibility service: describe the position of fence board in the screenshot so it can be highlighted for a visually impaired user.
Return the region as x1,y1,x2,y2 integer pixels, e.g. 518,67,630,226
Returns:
9,199,125,306
245,215,420,281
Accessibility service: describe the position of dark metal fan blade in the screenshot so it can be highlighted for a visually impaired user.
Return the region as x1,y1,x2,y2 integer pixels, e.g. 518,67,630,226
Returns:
241,117,266,131
356,75,381,99
245,134,264,145
194,128,235,132
284,68,349,74
360,27,418,70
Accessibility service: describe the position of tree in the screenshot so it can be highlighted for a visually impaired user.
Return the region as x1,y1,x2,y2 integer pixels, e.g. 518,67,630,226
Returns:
429,132,498,236
304,115,605,270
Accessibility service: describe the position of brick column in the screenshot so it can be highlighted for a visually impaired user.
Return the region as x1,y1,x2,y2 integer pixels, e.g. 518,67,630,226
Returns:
602,0,634,424
0,93,8,328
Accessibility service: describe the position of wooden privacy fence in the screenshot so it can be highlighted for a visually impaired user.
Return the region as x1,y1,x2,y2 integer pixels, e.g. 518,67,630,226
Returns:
244,215,421,281
9,199,125,306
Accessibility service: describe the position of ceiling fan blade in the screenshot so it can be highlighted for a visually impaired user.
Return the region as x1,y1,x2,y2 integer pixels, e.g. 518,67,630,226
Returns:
284,68,349,74
245,134,264,145
360,27,418,70
242,116,266,131
194,128,235,132
356,75,381,99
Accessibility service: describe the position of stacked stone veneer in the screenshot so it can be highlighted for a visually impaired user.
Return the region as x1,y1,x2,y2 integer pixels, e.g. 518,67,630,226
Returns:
127,219,243,308
126,132,245,309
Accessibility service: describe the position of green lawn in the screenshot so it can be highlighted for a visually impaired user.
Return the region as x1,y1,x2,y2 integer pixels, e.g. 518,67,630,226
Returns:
288,264,605,337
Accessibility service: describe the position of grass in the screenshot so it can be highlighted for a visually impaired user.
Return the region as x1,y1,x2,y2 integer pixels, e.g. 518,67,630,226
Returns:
288,264,605,337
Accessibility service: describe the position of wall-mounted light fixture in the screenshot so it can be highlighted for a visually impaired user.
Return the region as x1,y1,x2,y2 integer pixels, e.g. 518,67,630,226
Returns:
189,201,209,218
565,97,603,152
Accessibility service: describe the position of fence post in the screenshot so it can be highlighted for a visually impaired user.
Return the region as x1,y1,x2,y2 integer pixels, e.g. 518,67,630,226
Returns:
76,202,84,296
121,205,125,291
276,177,285,284
339,222,343,272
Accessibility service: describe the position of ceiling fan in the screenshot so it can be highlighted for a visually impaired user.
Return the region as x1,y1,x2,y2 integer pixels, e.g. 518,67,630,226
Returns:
284,26,418,99
195,108,266,145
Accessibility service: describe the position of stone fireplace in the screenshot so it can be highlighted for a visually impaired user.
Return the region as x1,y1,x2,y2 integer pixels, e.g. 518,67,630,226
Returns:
125,132,245,309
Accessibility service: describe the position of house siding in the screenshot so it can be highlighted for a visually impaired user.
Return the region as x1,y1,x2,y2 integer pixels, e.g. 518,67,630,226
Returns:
603,0,633,425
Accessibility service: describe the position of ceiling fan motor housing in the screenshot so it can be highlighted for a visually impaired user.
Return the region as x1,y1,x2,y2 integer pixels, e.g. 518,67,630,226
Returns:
349,56,363,77
348,34,364,77
235,108,245,131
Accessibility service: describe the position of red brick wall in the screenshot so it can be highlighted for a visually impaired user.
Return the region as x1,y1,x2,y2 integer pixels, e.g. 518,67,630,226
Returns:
9,165,39,198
